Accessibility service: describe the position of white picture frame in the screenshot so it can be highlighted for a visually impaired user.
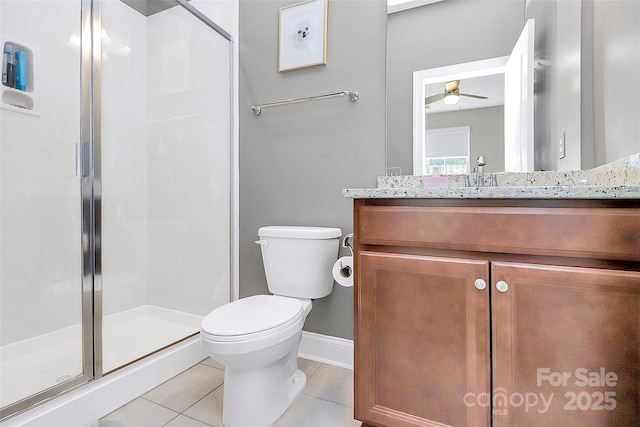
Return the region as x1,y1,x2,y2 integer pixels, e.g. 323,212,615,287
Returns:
278,0,328,72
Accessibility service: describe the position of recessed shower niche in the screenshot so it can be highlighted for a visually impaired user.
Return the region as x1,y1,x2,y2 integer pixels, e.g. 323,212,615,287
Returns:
1,36,38,116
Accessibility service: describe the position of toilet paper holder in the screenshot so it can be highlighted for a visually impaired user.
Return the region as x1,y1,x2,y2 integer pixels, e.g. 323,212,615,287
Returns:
338,234,354,278
339,261,352,278
342,233,354,256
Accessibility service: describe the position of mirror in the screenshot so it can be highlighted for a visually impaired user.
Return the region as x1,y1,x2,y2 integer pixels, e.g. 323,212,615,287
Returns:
386,0,640,175
414,18,535,175
413,57,508,175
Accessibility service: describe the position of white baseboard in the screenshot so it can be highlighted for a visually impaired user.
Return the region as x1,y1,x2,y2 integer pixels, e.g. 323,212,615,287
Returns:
298,331,354,370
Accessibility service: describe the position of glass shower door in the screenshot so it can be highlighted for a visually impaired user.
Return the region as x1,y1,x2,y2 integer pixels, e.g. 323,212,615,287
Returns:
99,0,232,373
0,0,234,419
0,0,92,417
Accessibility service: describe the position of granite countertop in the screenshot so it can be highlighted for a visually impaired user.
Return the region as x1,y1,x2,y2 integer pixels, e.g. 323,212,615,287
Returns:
343,154,640,199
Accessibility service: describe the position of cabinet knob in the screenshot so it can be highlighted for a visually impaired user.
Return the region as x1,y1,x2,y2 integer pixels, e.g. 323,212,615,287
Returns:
474,278,487,290
496,280,509,293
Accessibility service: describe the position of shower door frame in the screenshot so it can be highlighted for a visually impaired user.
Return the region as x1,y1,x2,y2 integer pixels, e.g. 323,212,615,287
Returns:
0,0,97,419
1,0,235,420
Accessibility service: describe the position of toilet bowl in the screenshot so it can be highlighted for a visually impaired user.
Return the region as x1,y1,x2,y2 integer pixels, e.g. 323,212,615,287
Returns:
200,226,341,427
201,295,312,427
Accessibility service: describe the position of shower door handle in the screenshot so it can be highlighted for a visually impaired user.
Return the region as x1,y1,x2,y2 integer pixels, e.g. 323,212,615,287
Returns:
76,143,90,177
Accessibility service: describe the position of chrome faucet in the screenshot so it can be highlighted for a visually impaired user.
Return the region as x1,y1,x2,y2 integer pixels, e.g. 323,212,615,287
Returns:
464,155,496,187
476,155,486,187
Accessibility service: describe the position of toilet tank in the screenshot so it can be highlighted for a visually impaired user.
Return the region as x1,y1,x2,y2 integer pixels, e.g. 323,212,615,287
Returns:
256,226,342,299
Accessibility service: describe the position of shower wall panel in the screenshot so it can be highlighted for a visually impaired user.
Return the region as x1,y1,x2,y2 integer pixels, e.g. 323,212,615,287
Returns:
101,0,150,316
146,5,231,316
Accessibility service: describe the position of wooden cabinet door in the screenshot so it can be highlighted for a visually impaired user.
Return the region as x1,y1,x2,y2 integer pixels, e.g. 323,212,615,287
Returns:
356,252,490,427
492,262,640,427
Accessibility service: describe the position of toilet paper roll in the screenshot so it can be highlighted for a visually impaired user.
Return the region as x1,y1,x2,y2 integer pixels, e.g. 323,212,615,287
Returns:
332,256,354,287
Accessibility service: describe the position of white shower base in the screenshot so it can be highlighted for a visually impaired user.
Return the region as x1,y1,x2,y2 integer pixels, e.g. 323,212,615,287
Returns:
0,305,203,409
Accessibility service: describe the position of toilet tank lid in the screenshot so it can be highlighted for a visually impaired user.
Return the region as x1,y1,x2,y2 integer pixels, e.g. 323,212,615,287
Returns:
258,226,341,239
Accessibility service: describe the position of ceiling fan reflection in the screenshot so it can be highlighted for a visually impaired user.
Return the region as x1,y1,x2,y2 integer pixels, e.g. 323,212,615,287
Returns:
424,80,488,106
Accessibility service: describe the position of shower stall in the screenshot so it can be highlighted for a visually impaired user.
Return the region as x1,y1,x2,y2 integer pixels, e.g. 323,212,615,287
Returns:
0,0,234,420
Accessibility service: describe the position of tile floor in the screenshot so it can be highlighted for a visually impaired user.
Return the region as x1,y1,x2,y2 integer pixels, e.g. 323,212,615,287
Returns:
98,358,361,427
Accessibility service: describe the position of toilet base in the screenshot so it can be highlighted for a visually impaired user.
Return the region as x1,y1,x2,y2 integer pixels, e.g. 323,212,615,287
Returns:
200,296,315,426
222,364,306,427
286,368,307,403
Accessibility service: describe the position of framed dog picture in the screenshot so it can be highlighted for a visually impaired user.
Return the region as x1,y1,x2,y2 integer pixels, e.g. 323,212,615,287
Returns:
278,0,328,72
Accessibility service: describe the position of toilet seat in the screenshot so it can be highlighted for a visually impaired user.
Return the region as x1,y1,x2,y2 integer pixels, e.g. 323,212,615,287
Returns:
201,295,304,342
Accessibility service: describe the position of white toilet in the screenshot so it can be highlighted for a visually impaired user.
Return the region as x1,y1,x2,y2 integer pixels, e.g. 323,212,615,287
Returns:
200,225,342,427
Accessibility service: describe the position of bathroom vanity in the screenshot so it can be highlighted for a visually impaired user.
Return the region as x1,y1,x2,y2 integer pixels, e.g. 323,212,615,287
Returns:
345,160,640,427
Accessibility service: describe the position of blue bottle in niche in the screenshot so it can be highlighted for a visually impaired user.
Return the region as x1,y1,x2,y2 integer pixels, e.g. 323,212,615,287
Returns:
15,51,26,91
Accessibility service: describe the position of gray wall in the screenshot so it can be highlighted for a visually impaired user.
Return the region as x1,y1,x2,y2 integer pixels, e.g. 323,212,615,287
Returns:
386,0,525,175
238,0,386,340
427,106,505,173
